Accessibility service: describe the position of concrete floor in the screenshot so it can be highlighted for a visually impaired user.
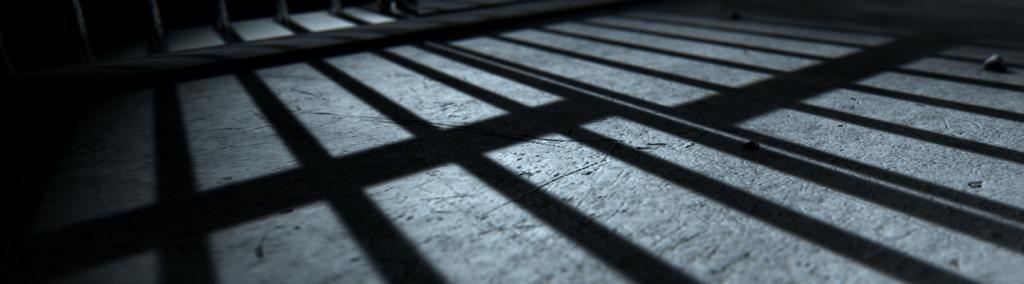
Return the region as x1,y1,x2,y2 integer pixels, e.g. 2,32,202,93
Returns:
15,0,1024,283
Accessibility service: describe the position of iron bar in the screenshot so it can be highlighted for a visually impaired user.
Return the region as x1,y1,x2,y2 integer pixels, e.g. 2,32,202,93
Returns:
71,0,95,63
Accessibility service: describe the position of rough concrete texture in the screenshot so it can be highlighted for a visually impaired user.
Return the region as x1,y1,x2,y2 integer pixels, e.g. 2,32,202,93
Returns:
19,0,1024,283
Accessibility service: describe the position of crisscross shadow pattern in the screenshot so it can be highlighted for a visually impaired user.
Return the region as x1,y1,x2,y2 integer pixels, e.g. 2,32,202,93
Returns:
16,3,1024,284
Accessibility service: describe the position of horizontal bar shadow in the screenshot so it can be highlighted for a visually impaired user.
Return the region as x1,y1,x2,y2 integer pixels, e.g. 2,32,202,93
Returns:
502,29,1024,231
536,26,783,74
235,70,449,284
319,51,698,283
702,11,906,37
579,20,829,61
934,53,1024,69
616,13,868,48
565,128,975,283
417,40,976,282
846,84,1024,123
422,40,1024,261
445,34,1024,167
486,27,1024,173
729,125,1024,224
491,35,733,91
896,68,1024,94
17,71,629,281
974,40,1024,51
788,103,1024,165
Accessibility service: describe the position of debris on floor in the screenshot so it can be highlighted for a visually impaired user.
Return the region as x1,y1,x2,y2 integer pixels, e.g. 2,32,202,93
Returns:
255,244,265,260
743,140,759,151
983,54,1008,72
968,181,983,188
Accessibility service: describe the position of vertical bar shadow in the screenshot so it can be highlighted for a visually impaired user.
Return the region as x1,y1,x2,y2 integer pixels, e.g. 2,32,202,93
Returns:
309,57,698,283
434,40,1024,253
235,71,448,284
416,40,974,282
153,85,217,284
564,128,975,283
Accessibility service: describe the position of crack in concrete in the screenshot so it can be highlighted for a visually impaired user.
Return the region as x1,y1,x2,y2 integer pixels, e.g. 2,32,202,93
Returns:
290,88,321,98
480,160,608,217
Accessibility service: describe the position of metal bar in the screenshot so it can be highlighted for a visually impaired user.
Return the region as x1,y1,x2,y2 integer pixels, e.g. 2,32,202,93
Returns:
146,0,167,53
0,28,13,75
215,0,231,32
379,0,392,15
330,0,343,15
29,0,634,87
398,0,418,16
214,0,239,43
276,0,290,22
71,0,95,63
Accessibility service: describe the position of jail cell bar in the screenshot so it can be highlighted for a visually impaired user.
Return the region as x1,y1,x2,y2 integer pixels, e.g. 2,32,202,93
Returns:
216,0,232,35
71,0,95,64
277,0,291,22
331,0,344,15
74,0,345,59
147,0,167,53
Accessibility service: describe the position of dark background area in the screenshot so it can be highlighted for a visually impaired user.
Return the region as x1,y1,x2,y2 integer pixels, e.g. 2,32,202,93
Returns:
3,0,1023,73
0,0,378,72
707,0,1024,37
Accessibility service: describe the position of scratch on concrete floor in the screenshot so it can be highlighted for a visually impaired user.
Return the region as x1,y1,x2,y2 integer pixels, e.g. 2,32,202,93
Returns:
310,112,619,148
515,134,622,143
665,231,706,252
636,142,672,150
421,193,473,201
710,251,753,276
476,218,536,237
207,125,271,133
480,160,608,217
291,88,320,98
254,234,270,262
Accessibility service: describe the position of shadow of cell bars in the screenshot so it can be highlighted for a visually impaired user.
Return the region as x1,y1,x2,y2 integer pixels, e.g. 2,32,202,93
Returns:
20,8,1024,284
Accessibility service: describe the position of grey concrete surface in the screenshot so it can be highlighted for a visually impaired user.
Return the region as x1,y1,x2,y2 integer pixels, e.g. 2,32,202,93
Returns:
18,0,1024,283
233,18,296,42
343,7,396,24
291,11,357,32
541,21,820,72
167,27,228,52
